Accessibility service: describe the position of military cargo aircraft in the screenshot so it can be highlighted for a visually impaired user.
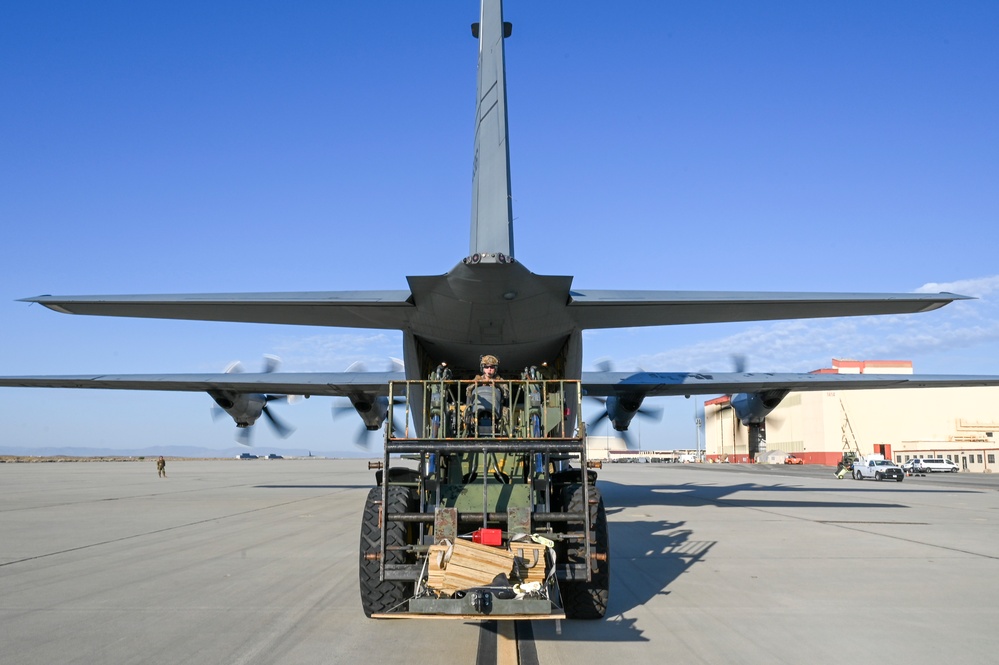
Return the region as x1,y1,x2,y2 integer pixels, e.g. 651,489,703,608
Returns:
2,0,999,458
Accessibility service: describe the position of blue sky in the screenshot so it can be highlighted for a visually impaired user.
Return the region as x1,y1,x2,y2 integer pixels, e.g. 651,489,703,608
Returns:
2,1,998,454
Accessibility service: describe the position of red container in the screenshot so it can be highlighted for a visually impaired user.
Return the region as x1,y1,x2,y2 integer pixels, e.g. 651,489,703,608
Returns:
471,528,503,546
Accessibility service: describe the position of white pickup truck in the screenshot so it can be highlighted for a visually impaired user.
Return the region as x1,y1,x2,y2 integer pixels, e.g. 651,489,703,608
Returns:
852,456,905,482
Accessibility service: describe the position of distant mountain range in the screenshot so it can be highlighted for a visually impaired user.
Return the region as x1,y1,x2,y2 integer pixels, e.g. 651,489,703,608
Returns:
0,445,369,459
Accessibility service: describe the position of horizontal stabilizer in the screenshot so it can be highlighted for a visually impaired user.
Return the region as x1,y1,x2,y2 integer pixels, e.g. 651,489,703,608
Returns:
568,290,969,329
21,291,414,329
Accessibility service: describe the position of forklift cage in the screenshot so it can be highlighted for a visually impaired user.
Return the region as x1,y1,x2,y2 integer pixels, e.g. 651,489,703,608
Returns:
374,379,595,617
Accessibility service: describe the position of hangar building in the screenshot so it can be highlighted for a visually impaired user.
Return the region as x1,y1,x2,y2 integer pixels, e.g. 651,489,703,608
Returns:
701,359,999,472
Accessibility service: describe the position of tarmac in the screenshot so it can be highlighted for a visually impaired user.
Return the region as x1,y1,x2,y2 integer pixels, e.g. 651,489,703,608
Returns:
2,459,998,664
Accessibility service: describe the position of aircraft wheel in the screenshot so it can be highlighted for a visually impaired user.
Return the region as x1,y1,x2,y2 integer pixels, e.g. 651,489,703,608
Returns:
559,484,610,620
359,486,416,617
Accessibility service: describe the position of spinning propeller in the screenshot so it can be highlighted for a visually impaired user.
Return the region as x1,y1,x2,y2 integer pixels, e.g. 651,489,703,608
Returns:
209,355,297,445
585,360,663,448
727,354,788,427
331,359,406,448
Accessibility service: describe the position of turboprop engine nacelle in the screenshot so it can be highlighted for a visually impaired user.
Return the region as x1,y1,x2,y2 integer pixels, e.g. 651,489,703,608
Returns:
605,394,645,431
730,389,790,426
347,393,390,431
209,390,267,427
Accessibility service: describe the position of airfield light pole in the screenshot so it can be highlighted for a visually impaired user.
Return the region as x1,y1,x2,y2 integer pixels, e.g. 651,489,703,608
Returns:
694,412,702,462
637,411,642,451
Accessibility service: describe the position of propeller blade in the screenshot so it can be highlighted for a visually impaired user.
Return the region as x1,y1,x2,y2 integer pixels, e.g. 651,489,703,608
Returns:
331,400,354,419
236,427,253,446
394,408,407,434
731,354,748,374
354,426,379,448
636,404,664,422
345,358,403,373
586,410,610,429
584,395,607,424
262,405,295,439
262,355,281,373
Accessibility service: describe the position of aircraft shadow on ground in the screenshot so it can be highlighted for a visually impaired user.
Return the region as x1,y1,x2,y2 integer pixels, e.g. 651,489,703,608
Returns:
251,477,974,641
533,480,722,643
600,478,979,511
533,476,965,642
592,479,904,622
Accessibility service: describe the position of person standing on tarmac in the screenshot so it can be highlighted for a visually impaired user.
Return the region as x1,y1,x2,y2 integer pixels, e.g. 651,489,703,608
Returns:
156,456,167,478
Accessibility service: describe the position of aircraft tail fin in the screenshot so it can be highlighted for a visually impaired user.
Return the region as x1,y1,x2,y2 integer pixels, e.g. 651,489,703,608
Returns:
469,0,515,260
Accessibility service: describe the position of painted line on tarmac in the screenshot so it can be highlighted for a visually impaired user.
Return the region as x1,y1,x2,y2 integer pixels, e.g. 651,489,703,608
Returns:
497,621,517,664
476,621,497,664
515,621,540,665
475,620,538,665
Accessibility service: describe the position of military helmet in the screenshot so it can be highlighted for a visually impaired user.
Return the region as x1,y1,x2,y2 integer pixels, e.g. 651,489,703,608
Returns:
480,354,500,369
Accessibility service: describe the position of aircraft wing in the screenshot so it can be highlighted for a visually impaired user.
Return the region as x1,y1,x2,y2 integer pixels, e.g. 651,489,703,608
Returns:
22,289,969,333
580,370,999,397
12,369,998,398
567,290,969,329
20,291,415,328
0,372,403,396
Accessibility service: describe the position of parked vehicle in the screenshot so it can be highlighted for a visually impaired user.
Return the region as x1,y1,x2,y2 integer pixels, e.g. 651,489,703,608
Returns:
853,456,904,482
237,453,258,460
903,457,958,473
784,454,803,465
901,459,926,474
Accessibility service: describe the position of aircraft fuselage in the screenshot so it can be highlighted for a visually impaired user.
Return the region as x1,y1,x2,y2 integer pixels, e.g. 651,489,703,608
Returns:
403,258,580,379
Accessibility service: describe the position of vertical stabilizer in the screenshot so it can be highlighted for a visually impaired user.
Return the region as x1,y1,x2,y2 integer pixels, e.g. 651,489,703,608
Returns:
469,0,514,259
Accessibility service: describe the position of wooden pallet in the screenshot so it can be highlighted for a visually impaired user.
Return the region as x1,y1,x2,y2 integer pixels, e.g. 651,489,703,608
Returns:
510,542,547,585
426,539,524,595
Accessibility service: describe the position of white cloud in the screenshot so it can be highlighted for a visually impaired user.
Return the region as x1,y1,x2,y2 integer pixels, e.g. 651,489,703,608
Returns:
916,275,999,298
273,332,403,371
621,275,999,374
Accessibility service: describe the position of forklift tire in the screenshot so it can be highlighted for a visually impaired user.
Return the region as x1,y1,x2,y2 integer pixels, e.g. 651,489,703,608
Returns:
559,484,610,620
359,486,416,617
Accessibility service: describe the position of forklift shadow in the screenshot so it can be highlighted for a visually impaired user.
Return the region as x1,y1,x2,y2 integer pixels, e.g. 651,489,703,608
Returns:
530,479,719,642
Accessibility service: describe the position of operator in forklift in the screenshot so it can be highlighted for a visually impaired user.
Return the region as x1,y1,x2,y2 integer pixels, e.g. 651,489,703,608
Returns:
466,354,503,389
465,354,508,435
